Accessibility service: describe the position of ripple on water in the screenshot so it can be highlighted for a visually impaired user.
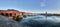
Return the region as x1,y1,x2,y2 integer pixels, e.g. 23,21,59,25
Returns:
20,15,60,27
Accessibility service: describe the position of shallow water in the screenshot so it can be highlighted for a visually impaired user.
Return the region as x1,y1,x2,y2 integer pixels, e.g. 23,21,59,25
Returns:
20,15,60,27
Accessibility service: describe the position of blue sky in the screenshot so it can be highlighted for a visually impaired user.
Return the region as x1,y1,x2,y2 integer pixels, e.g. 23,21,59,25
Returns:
0,0,60,13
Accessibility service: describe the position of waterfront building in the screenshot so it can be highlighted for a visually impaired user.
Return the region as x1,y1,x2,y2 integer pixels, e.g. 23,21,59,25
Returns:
0,9,22,17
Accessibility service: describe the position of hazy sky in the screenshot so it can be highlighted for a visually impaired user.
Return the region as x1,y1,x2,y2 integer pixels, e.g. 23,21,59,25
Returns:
0,0,60,13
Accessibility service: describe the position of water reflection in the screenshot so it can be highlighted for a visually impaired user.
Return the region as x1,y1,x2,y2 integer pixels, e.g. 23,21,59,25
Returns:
20,15,60,27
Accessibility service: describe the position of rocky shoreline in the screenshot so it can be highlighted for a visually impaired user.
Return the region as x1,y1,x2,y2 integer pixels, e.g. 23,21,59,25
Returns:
0,15,31,27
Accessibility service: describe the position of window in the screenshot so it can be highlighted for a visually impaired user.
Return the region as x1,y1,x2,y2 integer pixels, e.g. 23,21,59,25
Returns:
1,13,4,15
6,13,8,16
10,13,12,16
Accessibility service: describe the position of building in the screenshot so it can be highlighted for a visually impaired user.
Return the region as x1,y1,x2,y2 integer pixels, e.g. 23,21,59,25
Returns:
0,9,22,17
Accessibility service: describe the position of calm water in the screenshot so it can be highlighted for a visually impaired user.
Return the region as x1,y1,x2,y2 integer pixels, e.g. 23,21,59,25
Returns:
20,15,60,27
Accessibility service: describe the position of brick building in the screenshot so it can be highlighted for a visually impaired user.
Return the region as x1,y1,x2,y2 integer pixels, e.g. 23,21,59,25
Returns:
0,9,22,17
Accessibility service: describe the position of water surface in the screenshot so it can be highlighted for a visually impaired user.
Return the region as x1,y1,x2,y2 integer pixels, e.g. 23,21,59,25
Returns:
20,15,60,27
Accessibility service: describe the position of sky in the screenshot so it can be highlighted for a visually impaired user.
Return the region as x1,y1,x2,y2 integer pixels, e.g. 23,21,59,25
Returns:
0,0,60,13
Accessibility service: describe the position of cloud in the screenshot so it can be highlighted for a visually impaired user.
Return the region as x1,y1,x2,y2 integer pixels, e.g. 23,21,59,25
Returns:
40,0,47,7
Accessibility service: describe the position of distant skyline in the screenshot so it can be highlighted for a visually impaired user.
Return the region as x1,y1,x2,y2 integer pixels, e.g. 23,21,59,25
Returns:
0,0,60,13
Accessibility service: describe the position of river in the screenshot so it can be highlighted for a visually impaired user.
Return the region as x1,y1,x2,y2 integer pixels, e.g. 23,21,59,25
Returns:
20,15,60,27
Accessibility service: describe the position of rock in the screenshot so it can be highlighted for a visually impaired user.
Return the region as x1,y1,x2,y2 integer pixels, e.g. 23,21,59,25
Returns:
0,15,31,27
